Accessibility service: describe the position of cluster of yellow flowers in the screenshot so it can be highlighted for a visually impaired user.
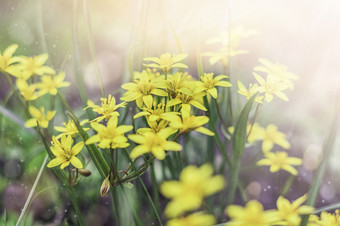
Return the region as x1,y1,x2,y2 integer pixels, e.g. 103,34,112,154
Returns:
0,44,69,129
238,58,298,103
3,40,336,226
229,122,302,175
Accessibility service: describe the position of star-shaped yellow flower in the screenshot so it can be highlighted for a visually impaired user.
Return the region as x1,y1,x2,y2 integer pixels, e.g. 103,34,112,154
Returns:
169,111,214,136
143,53,188,74
161,164,225,218
36,72,70,96
260,124,290,153
257,151,302,175
128,127,181,160
25,106,56,128
47,135,84,169
85,116,133,149
198,73,232,99
0,44,20,72
237,81,263,103
121,70,168,108
16,79,40,101
16,54,55,78
54,120,89,139
275,195,314,225
85,95,126,122
226,200,279,226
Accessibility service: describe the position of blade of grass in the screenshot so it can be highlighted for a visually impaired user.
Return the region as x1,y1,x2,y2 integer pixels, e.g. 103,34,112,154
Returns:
228,93,257,204
16,155,48,226
300,102,340,226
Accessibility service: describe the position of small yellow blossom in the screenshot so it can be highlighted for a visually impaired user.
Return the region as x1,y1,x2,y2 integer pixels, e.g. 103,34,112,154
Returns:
85,116,133,149
260,124,290,153
25,106,56,128
253,72,290,102
167,212,215,226
16,79,40,101
121,70,168,108
204,27,257,66
198,73,232,99
47,135,84,169
154,72,192,99
167,84,207,114
315,210,340,226
134,102,179,122
128,127,181,160
254,58,298,87
161,164,225,218
143,53,188,74
257,151,302,175
85,95,126,122
275,195,314,225
226,200,279,226
54,120,89,138
16,54,55,78
36,72,70,96
0,44,20,72
169,111,214,136
237,81,263,103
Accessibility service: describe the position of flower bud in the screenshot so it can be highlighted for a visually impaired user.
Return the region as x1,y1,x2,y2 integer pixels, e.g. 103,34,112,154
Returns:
78,169,92,177
100,175,111,197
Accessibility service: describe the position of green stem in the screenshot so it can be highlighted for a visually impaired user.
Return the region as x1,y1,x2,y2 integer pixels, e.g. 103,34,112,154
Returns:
123,149,163,225
16,155,48,226
150,162,160,210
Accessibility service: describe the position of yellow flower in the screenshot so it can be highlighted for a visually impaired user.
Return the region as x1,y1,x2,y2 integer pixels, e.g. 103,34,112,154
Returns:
0,44,20,72
315,210,340,226
36,72,70,96
275,195,314,225
257,151,302,175
121,70,168,108
260,124,290,153
226,200,279,226
134,102,179,123
143,53,188,74
85,95,126,122
128,127,181,160
25,106,56,128
254,58,298,85
54,120,89,138
156,72,192,99
198,73,232,99
161,164,225,218
47,135,84,169
237,81,263,104
85,116,133,149
253,72,290,102
16,54,55,78
167,83,207,114
204,27,257,66
169,111,214,136
167,212,215,226
16,79,40,101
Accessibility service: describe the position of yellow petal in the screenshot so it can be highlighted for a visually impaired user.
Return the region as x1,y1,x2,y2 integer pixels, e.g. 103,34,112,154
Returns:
70,156,83,169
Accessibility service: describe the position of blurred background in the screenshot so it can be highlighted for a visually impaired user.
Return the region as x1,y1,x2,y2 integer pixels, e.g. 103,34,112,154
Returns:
1,0,340,225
